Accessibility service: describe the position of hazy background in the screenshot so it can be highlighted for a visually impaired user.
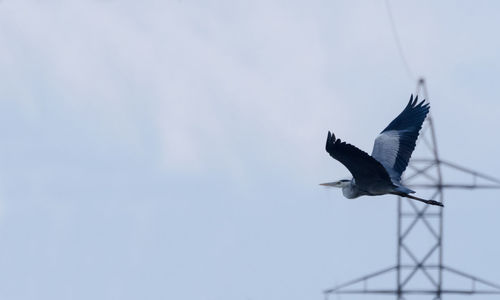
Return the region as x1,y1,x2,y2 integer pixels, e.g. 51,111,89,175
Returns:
0,1,499,299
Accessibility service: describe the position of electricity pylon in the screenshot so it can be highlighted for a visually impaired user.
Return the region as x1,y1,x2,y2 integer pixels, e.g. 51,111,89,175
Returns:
323,79,500,299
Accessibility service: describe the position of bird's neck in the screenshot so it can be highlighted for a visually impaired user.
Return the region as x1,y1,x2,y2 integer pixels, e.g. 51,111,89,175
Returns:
342,181,358,199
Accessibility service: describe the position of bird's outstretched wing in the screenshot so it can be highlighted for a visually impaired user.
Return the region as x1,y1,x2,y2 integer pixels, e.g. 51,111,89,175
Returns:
371,95,430,182
326,131,392,188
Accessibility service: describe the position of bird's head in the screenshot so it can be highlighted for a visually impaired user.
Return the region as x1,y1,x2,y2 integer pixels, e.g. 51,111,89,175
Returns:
319,179,351,188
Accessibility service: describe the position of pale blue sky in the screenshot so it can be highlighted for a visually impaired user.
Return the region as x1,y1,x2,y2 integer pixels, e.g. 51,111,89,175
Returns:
0,1,500,299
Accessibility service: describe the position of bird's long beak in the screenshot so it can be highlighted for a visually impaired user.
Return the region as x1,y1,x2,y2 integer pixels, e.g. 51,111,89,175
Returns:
319,182,337,187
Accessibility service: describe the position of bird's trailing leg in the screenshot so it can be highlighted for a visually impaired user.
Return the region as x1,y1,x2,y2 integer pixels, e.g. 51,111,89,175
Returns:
391,192,444,207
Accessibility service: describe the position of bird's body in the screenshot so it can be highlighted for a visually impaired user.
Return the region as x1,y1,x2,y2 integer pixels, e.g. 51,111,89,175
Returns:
340,178,396,199
321,95,443,207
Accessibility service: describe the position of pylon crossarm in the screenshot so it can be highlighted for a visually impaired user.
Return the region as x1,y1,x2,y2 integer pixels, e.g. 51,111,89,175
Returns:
325,289,500,296
408,184,500,189
323,266,396,294
327,290,500,295
443,265,500,291
410,159,500,185
439,160,500,184
440,290,500,294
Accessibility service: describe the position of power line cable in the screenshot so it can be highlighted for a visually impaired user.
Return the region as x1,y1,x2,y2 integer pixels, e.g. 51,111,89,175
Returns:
385,0,416,81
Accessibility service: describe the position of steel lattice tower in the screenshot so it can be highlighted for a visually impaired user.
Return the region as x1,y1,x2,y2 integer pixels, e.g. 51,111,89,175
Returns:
324,79,500,300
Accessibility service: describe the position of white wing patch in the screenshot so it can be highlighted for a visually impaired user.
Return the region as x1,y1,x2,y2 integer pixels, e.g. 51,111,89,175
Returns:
371,130,400,179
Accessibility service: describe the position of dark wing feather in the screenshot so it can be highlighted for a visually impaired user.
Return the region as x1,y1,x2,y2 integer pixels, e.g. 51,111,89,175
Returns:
326,131,392,188
371,95,430,181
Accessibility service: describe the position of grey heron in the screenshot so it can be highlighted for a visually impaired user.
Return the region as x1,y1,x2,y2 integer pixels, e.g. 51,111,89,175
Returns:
321,95,443,207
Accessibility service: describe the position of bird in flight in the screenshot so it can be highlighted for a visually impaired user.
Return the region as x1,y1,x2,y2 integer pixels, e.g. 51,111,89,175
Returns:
321,95,443,207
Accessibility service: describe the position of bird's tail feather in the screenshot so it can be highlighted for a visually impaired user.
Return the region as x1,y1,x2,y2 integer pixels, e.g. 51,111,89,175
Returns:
394,185,415,194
